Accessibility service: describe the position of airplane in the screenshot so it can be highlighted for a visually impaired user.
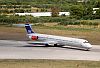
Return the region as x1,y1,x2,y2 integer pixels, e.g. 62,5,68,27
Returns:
25,24,92,50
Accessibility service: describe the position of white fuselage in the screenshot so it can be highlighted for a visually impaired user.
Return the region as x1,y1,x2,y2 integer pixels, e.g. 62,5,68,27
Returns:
27,33,92,50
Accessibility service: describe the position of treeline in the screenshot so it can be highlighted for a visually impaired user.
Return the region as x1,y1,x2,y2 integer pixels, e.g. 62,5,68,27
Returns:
0,15,37,24
0,5,31,8
0,9,31,14
0,15,68,24
59,20,99,26
0,15,99,26
0,5,31,13
0,0,100,13
0,0,100,26
0,0,73,5
70,4,100,20
0,0,100,8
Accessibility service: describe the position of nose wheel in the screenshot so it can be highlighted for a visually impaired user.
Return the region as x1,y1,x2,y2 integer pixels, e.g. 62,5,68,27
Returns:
54,44,58,47
84,48,90,51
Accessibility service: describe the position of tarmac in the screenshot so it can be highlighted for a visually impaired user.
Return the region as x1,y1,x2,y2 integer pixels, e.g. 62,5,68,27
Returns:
0,40,100,61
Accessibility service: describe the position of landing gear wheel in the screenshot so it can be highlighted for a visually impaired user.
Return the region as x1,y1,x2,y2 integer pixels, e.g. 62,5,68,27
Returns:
45,44,49,47
59,45,64,47
54,44,58,47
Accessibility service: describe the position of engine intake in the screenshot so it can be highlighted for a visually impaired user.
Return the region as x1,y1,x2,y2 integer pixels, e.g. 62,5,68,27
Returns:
31,36,38,40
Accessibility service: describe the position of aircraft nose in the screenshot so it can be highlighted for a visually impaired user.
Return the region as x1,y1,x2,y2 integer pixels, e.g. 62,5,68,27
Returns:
87,44,92,48
82,43,92,49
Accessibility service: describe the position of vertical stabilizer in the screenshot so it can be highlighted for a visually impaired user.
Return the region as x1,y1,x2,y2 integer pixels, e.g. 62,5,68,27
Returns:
25,24,34,34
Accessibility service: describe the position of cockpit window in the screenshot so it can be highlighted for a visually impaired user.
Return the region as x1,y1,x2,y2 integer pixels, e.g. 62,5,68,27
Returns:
83,41,89,43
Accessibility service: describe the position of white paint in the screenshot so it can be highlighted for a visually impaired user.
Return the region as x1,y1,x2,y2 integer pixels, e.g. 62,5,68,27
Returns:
25,24,92,50
15,12,70,17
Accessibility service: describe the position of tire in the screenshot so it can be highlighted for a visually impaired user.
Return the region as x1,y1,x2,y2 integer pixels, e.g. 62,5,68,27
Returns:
59,45,64,47
54,44,58,47
45,44,49,47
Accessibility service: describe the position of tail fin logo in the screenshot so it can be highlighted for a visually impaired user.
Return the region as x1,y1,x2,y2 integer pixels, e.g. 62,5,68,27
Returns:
28,30,32,34
25,24,34,34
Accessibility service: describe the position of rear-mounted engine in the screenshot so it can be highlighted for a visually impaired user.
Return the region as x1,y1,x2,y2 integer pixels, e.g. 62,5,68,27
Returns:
31,36,38,40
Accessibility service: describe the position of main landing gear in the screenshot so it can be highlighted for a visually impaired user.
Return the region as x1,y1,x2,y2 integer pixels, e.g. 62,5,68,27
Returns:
45,44,64,47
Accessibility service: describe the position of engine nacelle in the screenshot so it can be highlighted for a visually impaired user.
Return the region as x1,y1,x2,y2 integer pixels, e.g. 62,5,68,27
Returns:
31,36,38,40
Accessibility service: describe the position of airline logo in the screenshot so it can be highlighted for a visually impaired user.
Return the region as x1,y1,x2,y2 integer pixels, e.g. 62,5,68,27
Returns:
25,24,34,34
28,30,32,34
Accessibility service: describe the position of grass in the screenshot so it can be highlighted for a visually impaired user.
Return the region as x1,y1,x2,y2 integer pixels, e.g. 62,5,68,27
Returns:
34,23,100,32
0,59,100,68
47,26,99,31
0,25,100,68
0,24,100,44
32,24,100,45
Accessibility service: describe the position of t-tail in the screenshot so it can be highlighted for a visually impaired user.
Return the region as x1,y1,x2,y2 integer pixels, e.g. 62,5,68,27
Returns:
25,24,34,34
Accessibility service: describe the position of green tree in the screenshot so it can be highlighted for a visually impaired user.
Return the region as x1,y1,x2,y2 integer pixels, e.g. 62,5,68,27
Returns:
94,0,100,7
70,5,84,19
94,9,100,19
83,5,93,19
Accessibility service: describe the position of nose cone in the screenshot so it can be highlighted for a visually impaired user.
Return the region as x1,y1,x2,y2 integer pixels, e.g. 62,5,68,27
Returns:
82,43,92,49
87,43,92,48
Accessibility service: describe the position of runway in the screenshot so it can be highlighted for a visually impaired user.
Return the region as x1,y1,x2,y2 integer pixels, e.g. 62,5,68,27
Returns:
0,40,100,61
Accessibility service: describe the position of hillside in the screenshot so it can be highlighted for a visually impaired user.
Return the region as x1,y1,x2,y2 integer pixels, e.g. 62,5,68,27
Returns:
0,0,68,3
